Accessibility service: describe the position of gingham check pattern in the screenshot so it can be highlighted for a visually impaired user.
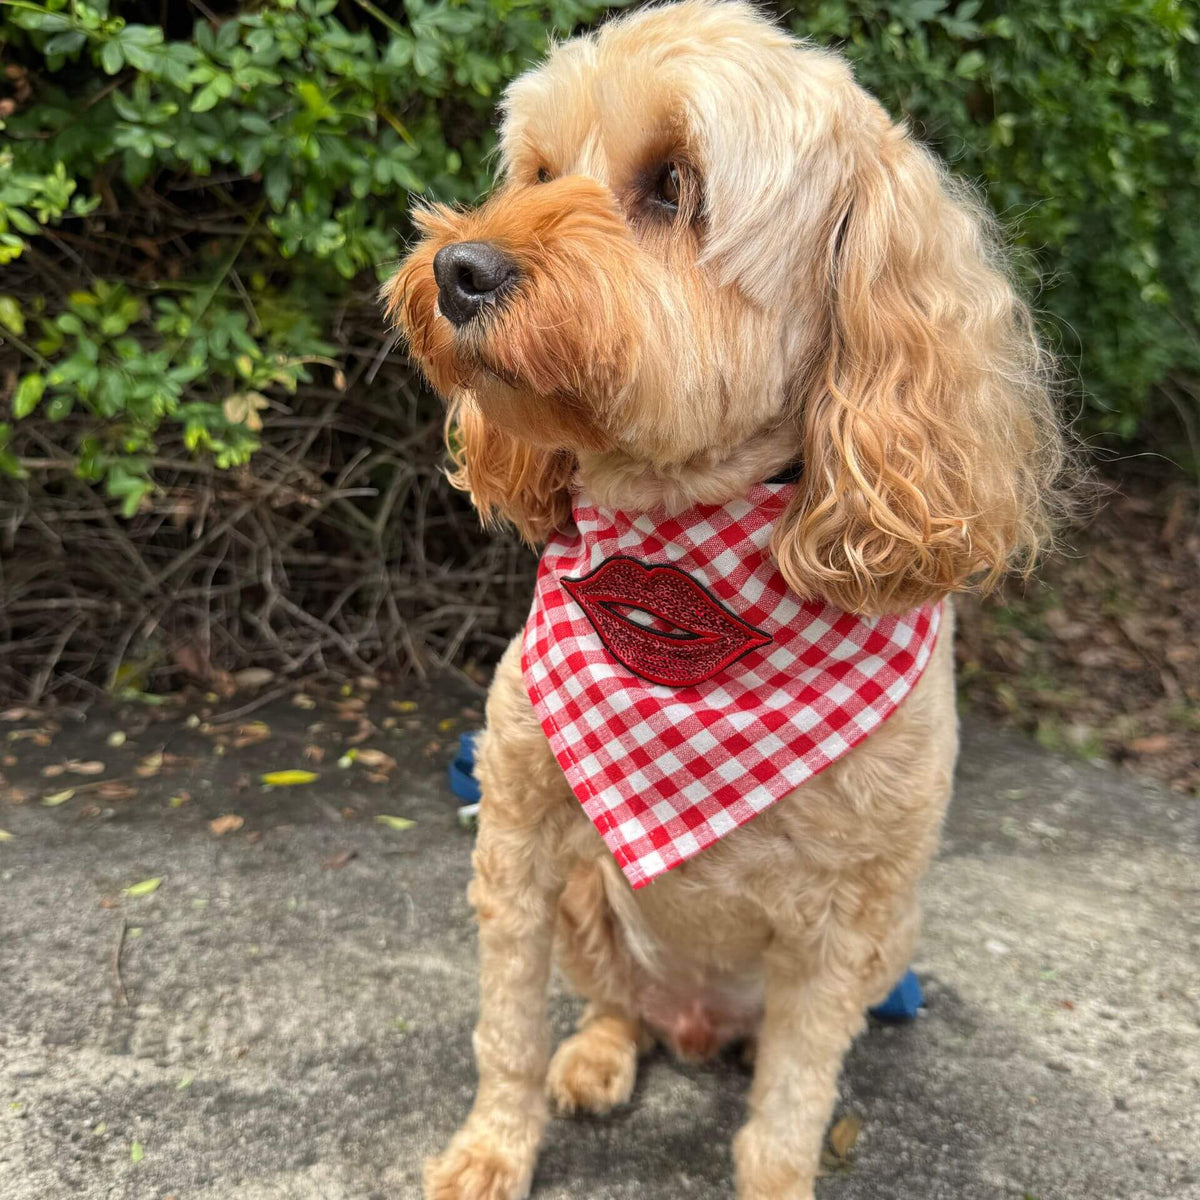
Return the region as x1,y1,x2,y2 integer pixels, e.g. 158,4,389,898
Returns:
522,482,942,890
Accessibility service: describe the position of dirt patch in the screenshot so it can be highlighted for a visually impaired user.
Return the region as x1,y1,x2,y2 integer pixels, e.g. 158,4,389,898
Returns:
956,471,1200,796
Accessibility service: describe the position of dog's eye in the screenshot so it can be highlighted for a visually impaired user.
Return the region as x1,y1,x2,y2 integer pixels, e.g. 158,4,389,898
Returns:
656,162,681,211
536,167,553,184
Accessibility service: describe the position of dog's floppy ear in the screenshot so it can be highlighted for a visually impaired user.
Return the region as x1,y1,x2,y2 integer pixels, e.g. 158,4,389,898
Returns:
444,394,574,545
771,114,1065,614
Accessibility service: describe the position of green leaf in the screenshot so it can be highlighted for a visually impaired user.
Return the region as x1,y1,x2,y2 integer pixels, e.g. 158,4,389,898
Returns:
0,296,25,337
44,30,88,56
122,877,163,898
190,82,222,113
376,815,415,832
45,394,75,422
13,374,45,420
130,1140,144,1164
412,39,439,77
260,769,317,786
956,49,986,78
13,11,72,32
100,40,124,75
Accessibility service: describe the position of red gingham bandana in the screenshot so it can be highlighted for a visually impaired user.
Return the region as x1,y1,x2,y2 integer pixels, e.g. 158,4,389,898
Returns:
522,481,942,890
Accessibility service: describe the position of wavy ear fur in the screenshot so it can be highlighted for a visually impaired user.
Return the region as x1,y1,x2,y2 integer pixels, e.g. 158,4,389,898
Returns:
444,394,574,545
772,116,1066,615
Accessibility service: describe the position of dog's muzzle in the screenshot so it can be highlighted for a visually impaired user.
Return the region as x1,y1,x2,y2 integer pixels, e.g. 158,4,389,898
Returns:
433,241,519,327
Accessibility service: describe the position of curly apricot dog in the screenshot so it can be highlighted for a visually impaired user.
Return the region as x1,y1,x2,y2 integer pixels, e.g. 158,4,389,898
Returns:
384,3,1066,1196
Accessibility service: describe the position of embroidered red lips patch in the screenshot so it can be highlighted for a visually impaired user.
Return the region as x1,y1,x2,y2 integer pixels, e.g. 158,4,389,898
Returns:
562,556,772,687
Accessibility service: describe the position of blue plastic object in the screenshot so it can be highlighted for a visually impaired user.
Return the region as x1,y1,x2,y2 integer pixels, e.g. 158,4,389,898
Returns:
447,728,925,1021
448,731,482,816
869,969,924,1020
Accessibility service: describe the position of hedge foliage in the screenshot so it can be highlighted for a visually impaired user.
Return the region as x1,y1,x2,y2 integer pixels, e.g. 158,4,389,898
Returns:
1,0,1197,509
0,0,1197,700
0,0,608,513
800,0,1200,450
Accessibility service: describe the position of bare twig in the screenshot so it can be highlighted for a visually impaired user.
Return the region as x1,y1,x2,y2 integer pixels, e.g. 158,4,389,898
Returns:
112,919,129,1008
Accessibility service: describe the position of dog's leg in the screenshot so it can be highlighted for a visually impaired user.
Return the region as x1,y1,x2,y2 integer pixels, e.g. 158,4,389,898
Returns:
732,911,905,1200
546,1002,646,1115
425,665,574,1200
545,861,647,1116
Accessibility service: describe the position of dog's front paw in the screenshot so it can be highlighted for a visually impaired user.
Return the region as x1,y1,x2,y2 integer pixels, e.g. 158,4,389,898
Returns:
546,1025,638,1116
424,1128,534,1200
733,1125,816,1200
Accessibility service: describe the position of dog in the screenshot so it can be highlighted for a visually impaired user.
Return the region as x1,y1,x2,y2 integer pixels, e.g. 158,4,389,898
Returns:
384,3,1067,1196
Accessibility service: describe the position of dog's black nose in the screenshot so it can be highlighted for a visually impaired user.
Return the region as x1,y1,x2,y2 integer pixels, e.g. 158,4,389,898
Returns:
433,242,518,327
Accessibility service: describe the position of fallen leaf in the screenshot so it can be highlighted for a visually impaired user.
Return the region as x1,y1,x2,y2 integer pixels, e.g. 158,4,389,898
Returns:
130,1140,144,1164
261,769,317,786
376,815,415,832
233,720,271,749
176,1075,193,1090
0,829,12,841
365,772,389,784
8,727,52,745
346,719,377,746
122,877,163,898
68,760,106,776
0,707,38,721
292,693,317,710
7,786,30,804
209,814,244,836
437,718,457,733
338,749,357,769
322,849,357,870
96,781,136,801
232,668,275,690
107,731,127,748
303,744,325,763
41,788,75,807
355,748,396,771
41,763,65,778
99,896,120,909
828,1114,863,1160
1128,734,1171,754
168,793,190,808
357,675,380,691
390,700,418,713
135,750,164,777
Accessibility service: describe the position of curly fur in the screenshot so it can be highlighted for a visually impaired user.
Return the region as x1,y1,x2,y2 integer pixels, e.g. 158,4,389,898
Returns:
383,4,1069,1197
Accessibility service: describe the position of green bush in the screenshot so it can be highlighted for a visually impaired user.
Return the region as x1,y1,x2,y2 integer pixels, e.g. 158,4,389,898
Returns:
0,0,607,511
790,0,1200,449
1,0,1197,504
0,0,1197,700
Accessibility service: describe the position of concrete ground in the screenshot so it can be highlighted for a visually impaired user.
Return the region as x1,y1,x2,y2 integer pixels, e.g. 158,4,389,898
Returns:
1,683,1197,1200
